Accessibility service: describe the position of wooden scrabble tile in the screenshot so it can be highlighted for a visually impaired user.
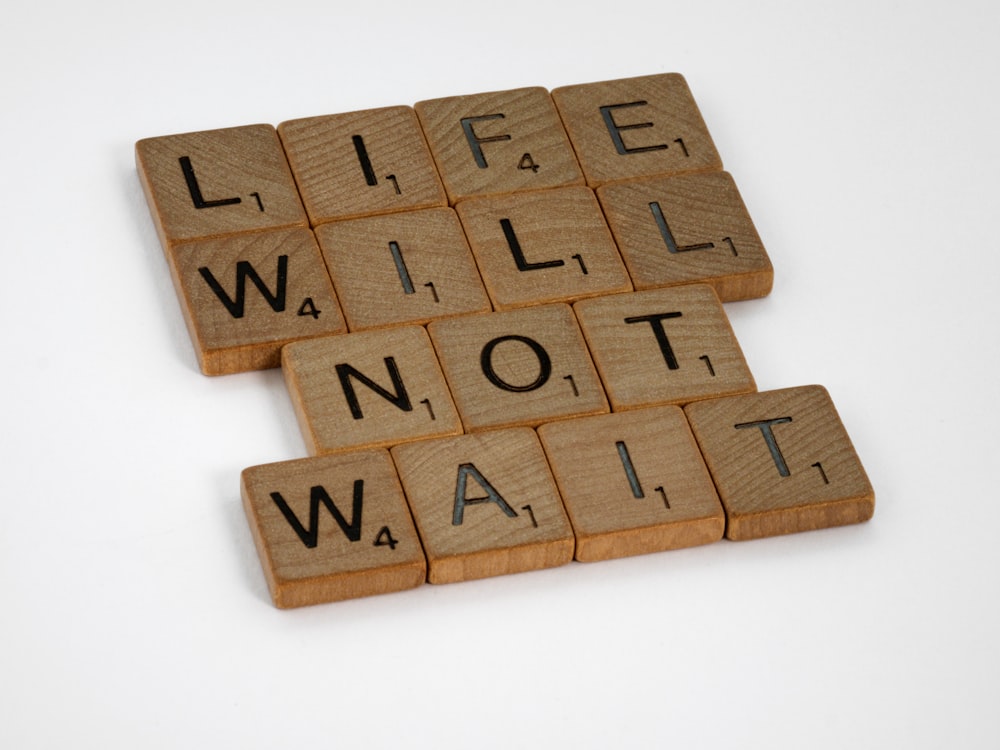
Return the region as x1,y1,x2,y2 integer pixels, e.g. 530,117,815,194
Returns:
427,304,609,431
167,227,347,375
597,171,773,301
573,285,756,410
391,428,574,583
282,326,463,455
241,450,427,608
551,73,722,187
537,406,724,562
454,186,632,310
684,385,875,540
314,207,492,331
414,87,585,203
277,106,448,225
135,124,309,248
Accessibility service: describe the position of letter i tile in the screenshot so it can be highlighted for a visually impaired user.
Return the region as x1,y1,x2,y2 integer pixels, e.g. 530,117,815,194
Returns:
537,405,724,562
242,450,427,608
684,385,875,540
391,428,575,584
168,227,347,375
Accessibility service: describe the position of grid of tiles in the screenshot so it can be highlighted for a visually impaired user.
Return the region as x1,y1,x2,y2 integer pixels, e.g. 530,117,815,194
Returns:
137,73,874,608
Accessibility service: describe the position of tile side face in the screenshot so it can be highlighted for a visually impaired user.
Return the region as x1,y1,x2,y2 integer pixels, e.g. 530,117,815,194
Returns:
684,385,875,540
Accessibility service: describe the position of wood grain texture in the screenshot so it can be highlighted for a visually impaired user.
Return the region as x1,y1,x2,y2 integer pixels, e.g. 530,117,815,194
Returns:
277,106,447,225
314,207,491,331
454,185,632,310
241,450,426,608
537,405,724,562
597,171,773,301
684,385,875,540
391,428,574,583
135,124,308,248
573,285,756,410
415,87,584,203
167,228,346,375
282,326,463,455
427,303,609,431
551,73,722,187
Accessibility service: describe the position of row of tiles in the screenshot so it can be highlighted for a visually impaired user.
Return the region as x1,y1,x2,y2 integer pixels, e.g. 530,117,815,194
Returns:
137,73,724,250
242,385,874,608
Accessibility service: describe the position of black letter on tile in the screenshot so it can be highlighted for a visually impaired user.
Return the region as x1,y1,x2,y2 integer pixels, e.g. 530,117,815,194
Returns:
735,417,794,477
648,202,715,253
335,357,413,419
480,335,552,392
599,102,668,155
352,135,379,186
199,255,288,319
179,156,242,209
624,312,683,370
461,114,511,168
500,218,565,271
453,463,518,525
270,481,364,548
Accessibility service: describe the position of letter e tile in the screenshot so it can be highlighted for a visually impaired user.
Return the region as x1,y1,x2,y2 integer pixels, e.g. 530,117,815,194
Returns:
241,450,426,608
391,429,574,583
550,73,722,187
538,406,724,562
684,385,875,540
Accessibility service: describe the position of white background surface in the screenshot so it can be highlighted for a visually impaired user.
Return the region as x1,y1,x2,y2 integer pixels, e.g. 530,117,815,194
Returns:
3,1,998,747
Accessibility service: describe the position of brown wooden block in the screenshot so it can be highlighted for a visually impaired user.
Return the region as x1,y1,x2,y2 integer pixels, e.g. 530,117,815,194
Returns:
551,73,722,187
414,87,584,203
538,406,724,562
314,207,491,331
241,450,427,608
135,124,309,248
597,171,772,301
454,186,632,310
427,304,609,431
282,326,463,455
684,385,875,540
167,228,347,375
391,428,574,583
277,106,447,225
573,285,755,410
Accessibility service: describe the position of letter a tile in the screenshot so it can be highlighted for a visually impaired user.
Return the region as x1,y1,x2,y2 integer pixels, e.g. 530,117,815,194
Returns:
684,385,875,540
391,428,574,583
242,450,427,608
538,406,724,562
167,227,347,375
282,326,463,455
